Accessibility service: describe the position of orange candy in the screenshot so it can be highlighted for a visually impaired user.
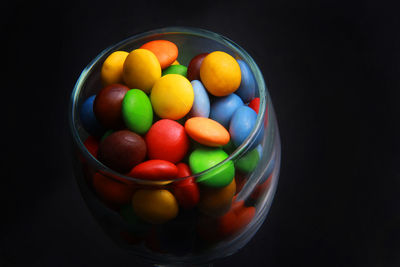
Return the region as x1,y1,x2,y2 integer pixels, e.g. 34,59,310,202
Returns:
140,40,178,69
184,117,230,147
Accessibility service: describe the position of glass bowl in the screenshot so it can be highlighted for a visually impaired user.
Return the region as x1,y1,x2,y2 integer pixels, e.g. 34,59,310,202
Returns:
68,26,281,266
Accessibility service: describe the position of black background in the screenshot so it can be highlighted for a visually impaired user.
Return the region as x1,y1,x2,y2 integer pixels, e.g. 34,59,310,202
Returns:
2,0,400,266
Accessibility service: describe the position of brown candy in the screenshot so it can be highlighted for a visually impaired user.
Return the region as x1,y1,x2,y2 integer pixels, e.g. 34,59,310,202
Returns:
187,53,208,81
93,83,129,129
97,130,146,173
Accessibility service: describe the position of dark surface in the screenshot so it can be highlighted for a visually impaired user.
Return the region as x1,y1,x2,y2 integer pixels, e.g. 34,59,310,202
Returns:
2,0,399,266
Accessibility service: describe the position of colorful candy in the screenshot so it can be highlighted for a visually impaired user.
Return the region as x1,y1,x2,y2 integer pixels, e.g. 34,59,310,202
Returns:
123,49,161,93
172,163,199,209
210,93,244,128
145,119,189,163
93,84,129,129
198,178,236,216
80,95,104,137
187,53,208,81
185,117,230,147
235,60,256,103
140,40,178,69
248,97,260,114
128,160,178,180
97,130,146,173
162,64,187,77
101,51,129,86
229,106,258,147
132,189,179,224
200,51,241,96
121,89,153,134
150,74,194,120
235,147,260,173
92,172,135,205
188,80,210,118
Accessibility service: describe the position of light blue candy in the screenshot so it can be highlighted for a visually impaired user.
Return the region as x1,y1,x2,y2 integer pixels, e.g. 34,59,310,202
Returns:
229,106,258,147
210,93,244,128
236,60,256,103
80,95,104,137
188,80,210,118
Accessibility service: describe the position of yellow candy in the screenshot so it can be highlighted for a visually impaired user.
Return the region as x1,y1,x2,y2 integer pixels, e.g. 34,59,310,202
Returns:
123,49,161,93
198,178,236,217
101,51,129,86
150,74,194,120
200,51,241,96
171,60,180,65
132,189,178,224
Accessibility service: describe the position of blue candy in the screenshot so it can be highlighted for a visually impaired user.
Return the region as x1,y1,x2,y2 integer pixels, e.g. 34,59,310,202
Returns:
188,80,210,118
229,106,258,147
210,93,244,128
80,95,104,137
236,60,256,103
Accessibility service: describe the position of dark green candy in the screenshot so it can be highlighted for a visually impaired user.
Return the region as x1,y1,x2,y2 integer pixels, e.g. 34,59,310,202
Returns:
235,148,260,173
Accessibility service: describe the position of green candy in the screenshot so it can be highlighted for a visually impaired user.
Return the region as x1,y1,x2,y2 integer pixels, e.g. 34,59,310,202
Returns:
100,129,114,142
162,65,188,77
122,89,153,134
189,147,235,188
222,140,236,155
235,148,260,173
119,205,150,235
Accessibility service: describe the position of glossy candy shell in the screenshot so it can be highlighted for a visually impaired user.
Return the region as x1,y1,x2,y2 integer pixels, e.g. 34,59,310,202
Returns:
229,106,258,147
235,60,256,103
210,93,244,128
122,89,153,134
185,117,230,147
188,80,210,118
140,40,178,69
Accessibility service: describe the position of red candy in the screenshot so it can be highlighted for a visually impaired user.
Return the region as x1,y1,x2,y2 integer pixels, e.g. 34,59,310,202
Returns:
173,163,200,209
248,97,260,114
187,53,208,81
94,83,129,129
83,136,99,158
128,160,178,180
92,172,135,205
218,199,255,237
145,119,189,163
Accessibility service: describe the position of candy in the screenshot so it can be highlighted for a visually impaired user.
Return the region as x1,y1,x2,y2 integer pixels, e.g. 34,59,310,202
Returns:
218,199,255,237
123,49,161,93
162,65,187,77
187,53,208,81
209,93,244,128
229,106,258,147
132,189,179,224
83,136,99,158
97,130,146,173
150,74,194,120
248,97,260,114
128,160,178,180
93,84,129,129
189,147,234,187
145,119,189,163
185,117,230,147
235,60,256,103
200,51,241,96
198,178,236,217
171,60,180,65
235,148,260,173
188,80,210,118
101,51,129,86
173,163,199,209
80,95,104,137
92,172,135,205
121,89,153,134
140,40,178,69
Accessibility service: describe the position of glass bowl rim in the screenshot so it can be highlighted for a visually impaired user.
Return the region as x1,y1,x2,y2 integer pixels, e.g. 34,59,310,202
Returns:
68,26,268,183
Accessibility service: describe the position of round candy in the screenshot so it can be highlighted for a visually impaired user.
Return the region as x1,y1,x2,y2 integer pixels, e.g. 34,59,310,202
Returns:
189,147,234,187
145,119,189,163
93,84,129,129
235,147,260,173
185,117,230,147
92,172,135,205
127,160,178,180
210,93,244,128
173,163,200,209
83,136,99,158
198,178,236,217
101,51,129,86
80,95,104,137
218,199,255,237
200,51,241,96
162,65,187,77
101,129,114,142
248,97,260,114
150,74,194,120
235,60,256,103
229,106,258,147
187,53,208,81
123,49,161,93
140,40,178,69
97,130,146,173
132,189,179,224
188,80,210,118
122,89,153,134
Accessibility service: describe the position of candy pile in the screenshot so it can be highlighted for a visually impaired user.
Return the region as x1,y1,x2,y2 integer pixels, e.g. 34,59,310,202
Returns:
79,39,271,253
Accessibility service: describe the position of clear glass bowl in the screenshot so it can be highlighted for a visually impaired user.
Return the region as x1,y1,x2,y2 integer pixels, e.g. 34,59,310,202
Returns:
68,26,281,266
